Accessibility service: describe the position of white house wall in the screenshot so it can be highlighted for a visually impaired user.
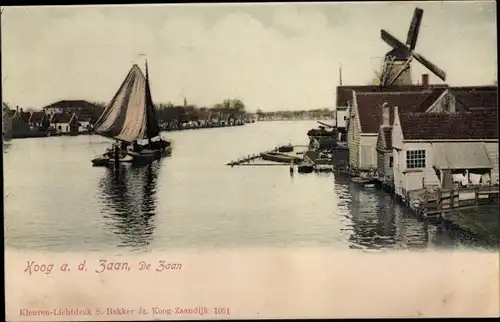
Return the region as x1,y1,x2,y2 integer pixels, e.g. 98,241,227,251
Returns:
78,121,91,132
485,142,499,184
393,141,442,196
347,103,360,169
391,113,405,196
359,135,378,170
53,122,71,133
336,107,349,128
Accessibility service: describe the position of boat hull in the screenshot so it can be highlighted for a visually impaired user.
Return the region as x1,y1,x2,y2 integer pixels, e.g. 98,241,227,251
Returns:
351,177,378,186
298,163,314,173
261,152,301,164
277,144,294,153
91,154,135,167
92,145,172,167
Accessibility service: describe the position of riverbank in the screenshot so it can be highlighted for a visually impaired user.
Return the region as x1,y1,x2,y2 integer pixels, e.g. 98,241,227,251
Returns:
7,120,253,139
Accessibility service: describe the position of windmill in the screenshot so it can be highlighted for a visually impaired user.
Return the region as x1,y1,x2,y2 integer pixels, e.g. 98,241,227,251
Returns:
379,7,447,87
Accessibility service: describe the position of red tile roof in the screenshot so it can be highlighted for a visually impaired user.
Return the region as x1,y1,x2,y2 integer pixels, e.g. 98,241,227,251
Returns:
336,84,448,107
51,113,75,124
355,89,445,133
42,100,97,111
15,111,32,123
452,89,498,110
29,111,47,124
399,108,498,140
77,115,92,122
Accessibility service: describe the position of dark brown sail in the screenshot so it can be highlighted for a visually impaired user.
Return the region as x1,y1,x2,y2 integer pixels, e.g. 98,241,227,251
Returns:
144,61,160,141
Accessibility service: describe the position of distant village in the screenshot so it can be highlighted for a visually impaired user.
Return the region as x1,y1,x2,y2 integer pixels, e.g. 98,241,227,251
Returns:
1,98,335,139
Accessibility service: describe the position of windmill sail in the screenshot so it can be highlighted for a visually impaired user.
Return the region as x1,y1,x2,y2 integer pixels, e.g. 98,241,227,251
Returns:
93,64,160,143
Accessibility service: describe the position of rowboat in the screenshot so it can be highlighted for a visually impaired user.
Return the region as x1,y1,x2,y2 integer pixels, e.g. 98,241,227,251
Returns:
351,177,378,187
260,152,302,164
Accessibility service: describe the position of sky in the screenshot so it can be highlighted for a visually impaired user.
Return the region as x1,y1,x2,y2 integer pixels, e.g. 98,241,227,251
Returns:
1,1,497,111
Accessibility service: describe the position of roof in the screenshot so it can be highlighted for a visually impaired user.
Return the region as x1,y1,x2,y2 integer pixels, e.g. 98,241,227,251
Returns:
381,127,392,149
42,100,97,111
355,90,445,133
452,89,498,110
75,113,92,122
433,142,493,169
336,84,448,107
3,109,16,118
51,113,75,123
14,111,32,123
30,111,46,123
399,108,498,140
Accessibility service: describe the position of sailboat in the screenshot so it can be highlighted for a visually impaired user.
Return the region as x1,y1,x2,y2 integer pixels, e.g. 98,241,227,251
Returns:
91,62,172,167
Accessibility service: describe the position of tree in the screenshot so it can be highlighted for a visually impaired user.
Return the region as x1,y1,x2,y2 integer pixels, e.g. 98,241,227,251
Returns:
231,99,245,112
370,70,383,85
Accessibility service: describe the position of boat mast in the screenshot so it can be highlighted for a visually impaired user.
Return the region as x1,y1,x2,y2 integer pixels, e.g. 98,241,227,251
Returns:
145,60,153,148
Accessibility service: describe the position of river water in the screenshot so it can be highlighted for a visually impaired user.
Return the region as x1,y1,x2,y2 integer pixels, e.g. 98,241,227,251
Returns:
3,121,482,253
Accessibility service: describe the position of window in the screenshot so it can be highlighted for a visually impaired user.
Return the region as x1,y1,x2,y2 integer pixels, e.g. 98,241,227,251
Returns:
389,156,393,168
343,116,347,120
406,150,426,169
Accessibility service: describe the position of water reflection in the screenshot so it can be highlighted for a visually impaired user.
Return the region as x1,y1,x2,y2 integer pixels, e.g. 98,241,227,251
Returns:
97,162,161,249
338,178,430,250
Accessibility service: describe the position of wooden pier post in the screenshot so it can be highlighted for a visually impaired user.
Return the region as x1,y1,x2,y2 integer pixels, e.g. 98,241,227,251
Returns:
475,186,479,208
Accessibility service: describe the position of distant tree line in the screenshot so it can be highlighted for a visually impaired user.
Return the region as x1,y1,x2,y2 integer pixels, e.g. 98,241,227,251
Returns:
89,98,247,125
256,108,332,120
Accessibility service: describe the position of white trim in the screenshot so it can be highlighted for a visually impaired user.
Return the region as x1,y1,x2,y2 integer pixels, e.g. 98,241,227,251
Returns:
353,91,361,129
425,89,449,112
361,133,379,136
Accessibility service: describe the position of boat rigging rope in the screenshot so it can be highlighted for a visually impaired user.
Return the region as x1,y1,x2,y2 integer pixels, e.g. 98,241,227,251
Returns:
89,132,98,156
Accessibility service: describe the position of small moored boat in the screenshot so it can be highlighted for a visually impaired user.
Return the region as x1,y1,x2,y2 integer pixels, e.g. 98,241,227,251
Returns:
351,177,378,187
260,152,301,164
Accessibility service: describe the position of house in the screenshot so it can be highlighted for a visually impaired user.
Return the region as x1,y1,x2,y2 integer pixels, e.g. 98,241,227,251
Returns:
11,107,32,137
335,78,448,140
29,111,50,131
42,100,101,121
391,107,498,199
347,88,446,173
425,86,497,113
76,114,92,132
50,112,79,134
376,103,394,184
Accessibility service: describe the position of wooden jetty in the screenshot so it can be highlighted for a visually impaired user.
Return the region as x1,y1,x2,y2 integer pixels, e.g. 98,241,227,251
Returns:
226,145,288,167
227,144,312,167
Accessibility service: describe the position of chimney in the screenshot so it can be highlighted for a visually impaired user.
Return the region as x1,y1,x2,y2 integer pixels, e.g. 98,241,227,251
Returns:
422,74,429,87
16,105,19,113
393,105,399,125
20,108,23,113
382,102,390,127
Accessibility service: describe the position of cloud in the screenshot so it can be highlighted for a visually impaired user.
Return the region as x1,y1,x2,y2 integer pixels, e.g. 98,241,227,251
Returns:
1,2,497,111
